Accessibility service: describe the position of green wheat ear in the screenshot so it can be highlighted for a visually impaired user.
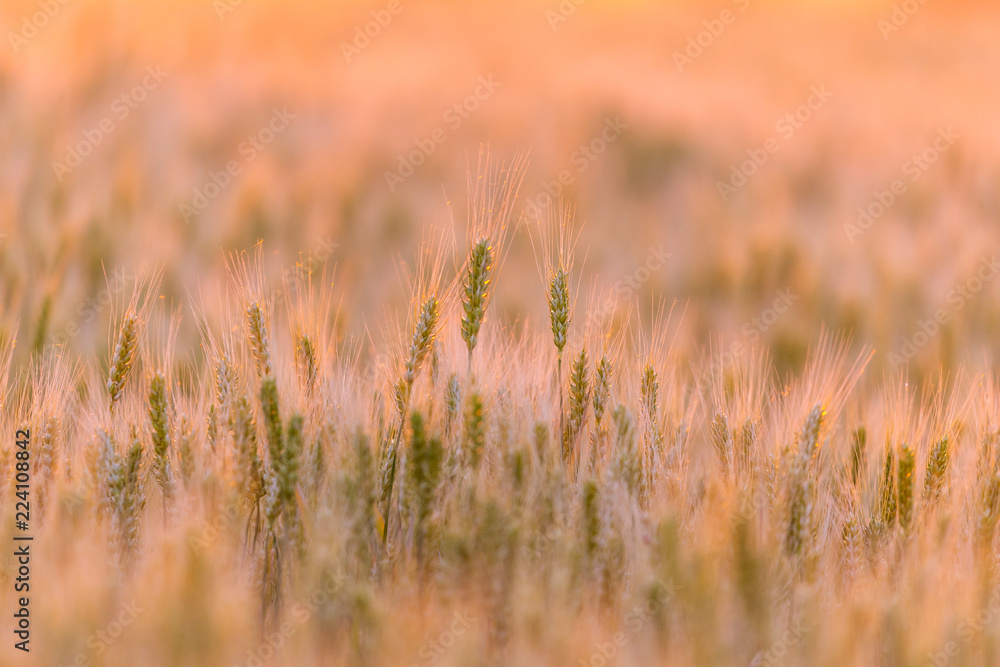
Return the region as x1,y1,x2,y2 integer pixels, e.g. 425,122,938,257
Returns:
879,444,897,528
245,301,272,379
378,294,440,545
640,364,658,422
710,411,734,479
842,516,863,581
924,436,949,500
461,237,493,366
281,414,305,552
465,392,485,470
383,294,440,540
546,265,570,452
108,312,139,411
978,473,1000,546
405,296,440,387
897,442,915,532
148,371,173,504
107,428,146,560
850,427,867,485
798,403,824,458
215,353,236,416
640,364,663,471
592,356,611,427
784,457,812,559
611,404,642,502
260,377,283,477
445,374,461,438
233,395,264,513
563,348,590,469
785,408,824,561
590,356,611,470
406,411,443,575
295,333,318,393
547,267,570,356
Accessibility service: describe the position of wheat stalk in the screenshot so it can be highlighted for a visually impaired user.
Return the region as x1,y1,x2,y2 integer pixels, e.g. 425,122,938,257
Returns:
405,411,443,577
380,294,440,543
548,267,570,444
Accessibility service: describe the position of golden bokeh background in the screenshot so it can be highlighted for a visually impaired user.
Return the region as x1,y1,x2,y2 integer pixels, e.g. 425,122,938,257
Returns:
2,0,998,376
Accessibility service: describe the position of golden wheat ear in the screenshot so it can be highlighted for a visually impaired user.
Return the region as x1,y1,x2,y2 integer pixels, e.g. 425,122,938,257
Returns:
461,237,492,364
380,294,440,544
245,301,273,379
106,263,162,412
107,312,139,411
148,370,173,505
459,150,527,374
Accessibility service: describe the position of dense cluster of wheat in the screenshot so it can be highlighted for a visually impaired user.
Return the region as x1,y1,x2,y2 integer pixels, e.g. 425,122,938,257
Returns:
6,165,1000,667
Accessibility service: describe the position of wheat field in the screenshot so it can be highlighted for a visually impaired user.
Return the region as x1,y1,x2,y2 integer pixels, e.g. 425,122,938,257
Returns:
3,1,1000,666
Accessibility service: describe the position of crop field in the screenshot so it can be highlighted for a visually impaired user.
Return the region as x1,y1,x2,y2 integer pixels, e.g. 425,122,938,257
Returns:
2,1,1000,666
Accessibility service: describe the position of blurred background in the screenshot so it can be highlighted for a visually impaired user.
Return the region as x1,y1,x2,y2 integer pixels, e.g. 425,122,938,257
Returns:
1,0,998,381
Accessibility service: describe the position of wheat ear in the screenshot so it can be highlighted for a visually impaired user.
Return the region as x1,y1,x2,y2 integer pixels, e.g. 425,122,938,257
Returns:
381,295,439,543
148,371,173,505
246,301,272,379
548,267,570,445
107,312,139,411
